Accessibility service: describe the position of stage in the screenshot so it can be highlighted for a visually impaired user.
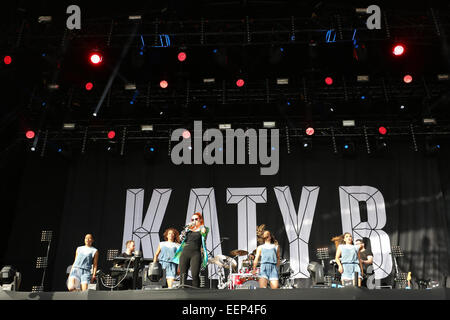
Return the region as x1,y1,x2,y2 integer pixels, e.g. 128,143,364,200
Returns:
0,288,449,300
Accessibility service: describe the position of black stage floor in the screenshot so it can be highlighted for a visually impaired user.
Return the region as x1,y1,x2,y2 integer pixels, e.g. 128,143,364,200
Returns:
0,287,449,300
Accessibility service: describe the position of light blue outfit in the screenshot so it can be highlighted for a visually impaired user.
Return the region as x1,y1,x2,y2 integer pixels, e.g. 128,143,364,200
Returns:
159,241,180,279
339,244,362,280
69,245,97,285
258,243,279,281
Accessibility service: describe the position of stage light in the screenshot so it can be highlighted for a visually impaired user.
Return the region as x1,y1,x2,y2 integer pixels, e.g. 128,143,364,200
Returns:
125,83,136,90
26,130,35,139
236,79,245,87
342,141,355,154
325,77,333,85
178,51,187,62
393,44,405,56
400,105,405,110
357,75,370,82
85,82,93,91
3,55,12,65
263,121,276,128
89,53,103,65
302,138,312,149
219,124,231,130
63,123,76,130
403,74,413,84
423,118,436,125
203,78,215,84
0,266,21,291
378,126,387,135
140,125,154,131
160,80,168,89
182,130,191,139
343,120,355,127
437,74,449,81
107,130,116,139
306,127,315,136
276,78,289,85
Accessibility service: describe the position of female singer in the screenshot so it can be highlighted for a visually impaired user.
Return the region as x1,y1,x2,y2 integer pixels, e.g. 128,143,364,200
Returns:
153,228,181,288
173,212,209,288
252,230,280,289
335,232,362,286
67,234,99,291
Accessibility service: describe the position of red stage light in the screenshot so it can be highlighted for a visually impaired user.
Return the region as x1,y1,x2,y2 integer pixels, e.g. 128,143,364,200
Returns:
325,77,333,85
306,127,315,136
378,126,387,135
160,80,168,89
178,52,187,62
90,53,102,65
107,131,116,139
403,74,413,83
4,55,12,65
85,82,93,91
26,130,35,139
182,130,191,139
393,44,405,56
236,79,245,87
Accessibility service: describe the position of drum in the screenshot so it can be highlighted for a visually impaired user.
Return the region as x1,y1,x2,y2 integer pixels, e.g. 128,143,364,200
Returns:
236,280,259,289
229,271,260,289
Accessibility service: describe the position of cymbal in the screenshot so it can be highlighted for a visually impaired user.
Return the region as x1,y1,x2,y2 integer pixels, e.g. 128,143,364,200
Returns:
208,255,237,269
230,249,248,257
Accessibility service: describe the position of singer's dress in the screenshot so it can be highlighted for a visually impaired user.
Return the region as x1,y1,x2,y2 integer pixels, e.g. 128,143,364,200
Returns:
173,226,209,288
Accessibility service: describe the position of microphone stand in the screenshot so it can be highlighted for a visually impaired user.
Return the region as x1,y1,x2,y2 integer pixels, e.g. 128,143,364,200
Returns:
206,238,228,289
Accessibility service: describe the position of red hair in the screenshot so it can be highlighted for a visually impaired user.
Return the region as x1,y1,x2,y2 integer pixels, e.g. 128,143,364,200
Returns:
189,212,204,230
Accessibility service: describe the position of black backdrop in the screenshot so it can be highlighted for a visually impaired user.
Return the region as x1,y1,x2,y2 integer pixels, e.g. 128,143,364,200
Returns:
1,136,450,291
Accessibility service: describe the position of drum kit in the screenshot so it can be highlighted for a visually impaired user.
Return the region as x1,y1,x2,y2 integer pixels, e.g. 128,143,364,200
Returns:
208,249,293,289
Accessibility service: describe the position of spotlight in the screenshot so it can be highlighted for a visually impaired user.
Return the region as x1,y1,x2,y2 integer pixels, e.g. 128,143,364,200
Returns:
182,130,191,139
342,141,355,154
325,77,333,85
85,82,94,91
378,126,387,135
3,55,12,65
423,118,436,125
107,130,116,139
393,44,405,56
160,80,168,89
375,137,388,152
236,79,245,87
403,74,413,84
178,51,187,62
26,130,35,139
144,143,157,161
89,52,103,65
306,127,315,136
425,137,441,155
302,138,312,150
